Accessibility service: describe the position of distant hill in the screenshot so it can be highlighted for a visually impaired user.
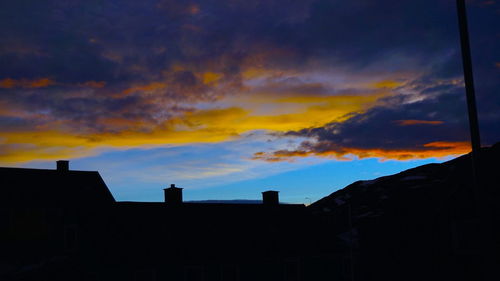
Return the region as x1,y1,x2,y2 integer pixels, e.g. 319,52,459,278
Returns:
310,142,500,217
308,142,500,281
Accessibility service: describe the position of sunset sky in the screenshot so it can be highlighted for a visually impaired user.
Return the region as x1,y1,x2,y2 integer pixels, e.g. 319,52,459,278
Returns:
1,0,499,203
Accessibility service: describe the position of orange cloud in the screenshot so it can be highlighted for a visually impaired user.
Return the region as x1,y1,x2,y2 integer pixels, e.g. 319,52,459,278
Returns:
28,78,54,88
189,93,385,133
0,78,15,88
371,80,404,89
0,65,413,164
0,78,54,88
0,60,400,164
346,142,470,160
201,72,223,85
0,90,384,163
253,141,471,162
395,120,444,126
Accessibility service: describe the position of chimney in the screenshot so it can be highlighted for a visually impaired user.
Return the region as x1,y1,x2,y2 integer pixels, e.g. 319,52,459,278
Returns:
56,160,69,171
164,184,183,204
262,190,279,205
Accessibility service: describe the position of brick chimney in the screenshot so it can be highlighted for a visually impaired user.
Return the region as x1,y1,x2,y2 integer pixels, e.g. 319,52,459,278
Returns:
262,190,279,205
164,184,183,204
56,160,69,171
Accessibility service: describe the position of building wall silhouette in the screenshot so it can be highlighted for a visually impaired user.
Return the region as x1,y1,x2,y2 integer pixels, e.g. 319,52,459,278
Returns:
5,146,498,281
0,162,344,281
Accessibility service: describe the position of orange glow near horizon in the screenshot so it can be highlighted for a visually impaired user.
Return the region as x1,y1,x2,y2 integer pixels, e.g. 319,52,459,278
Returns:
252,141,471,162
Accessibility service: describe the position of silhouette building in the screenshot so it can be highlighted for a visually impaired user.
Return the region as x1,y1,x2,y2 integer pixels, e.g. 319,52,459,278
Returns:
0,161,344,281
4,145,496,281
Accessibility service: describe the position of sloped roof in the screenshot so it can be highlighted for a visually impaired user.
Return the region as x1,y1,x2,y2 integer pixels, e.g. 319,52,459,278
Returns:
0,167,115,207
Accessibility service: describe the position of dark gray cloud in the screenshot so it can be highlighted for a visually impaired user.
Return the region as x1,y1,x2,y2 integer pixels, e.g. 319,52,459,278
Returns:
0,0,498,147
0,0,469,81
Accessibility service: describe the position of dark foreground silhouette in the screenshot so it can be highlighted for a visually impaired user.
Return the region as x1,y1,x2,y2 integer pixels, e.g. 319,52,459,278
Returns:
1,143,499,281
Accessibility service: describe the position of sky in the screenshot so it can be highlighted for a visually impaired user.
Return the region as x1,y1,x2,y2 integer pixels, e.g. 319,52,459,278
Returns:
0,0,499,203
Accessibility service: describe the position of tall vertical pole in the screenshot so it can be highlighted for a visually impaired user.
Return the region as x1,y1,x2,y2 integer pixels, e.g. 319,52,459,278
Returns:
456,0,481,159
456,4,493,280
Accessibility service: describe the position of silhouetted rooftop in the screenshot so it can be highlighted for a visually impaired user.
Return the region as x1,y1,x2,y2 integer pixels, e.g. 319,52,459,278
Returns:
0,167,115,206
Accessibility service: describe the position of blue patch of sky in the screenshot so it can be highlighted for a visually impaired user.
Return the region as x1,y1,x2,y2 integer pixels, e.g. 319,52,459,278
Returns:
21,141,453,204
